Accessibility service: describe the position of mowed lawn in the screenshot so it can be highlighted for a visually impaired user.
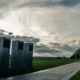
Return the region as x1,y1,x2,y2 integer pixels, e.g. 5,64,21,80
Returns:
0,59,80,78
32,59,80,72
70,71,80,80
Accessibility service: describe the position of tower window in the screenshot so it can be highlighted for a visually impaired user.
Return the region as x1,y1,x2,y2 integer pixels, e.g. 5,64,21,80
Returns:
3,38,10,48
29,44,33,51
18,42,23,50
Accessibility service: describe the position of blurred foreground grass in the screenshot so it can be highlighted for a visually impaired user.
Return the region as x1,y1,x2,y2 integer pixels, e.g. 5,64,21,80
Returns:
70,71,80,80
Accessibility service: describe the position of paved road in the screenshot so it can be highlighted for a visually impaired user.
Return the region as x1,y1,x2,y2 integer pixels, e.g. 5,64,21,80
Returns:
1,62,80,80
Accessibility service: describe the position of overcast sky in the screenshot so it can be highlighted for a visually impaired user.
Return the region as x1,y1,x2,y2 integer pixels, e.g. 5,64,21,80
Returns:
0,0,80,57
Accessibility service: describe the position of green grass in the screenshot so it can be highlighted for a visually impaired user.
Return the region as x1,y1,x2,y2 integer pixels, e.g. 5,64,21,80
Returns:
70,71,80,80
0,59,80,78
32,59,80,72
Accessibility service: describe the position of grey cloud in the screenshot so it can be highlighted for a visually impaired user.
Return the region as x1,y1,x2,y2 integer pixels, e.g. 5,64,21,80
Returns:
31,38,40,44
0,29,41,44
50,42,75,52
15,36,40,44
61,45,75,52
0,0,14,7
17,0,80,8
68,40,80,49
35,44,62,54
0,0,15,19
58,0,80,6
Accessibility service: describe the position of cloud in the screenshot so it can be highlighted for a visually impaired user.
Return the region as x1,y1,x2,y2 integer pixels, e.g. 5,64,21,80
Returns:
0,0,13,7
0,0,29,19
60,45,75,52
50,43,76,52
17,0,80,8
34,44,62,54
0,0,14,19
33,39,80,57
58,0,80,7
0,0,80,57
33,41,78,57
14,36,40,44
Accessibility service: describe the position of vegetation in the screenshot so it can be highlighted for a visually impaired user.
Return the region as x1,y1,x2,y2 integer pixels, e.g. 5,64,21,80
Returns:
70,71,80,80
0,59,80,78
32,59,80,72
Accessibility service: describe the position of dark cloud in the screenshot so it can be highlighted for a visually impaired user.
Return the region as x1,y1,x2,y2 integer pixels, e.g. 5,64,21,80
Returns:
61,45,75,52
33,42,76,55
50,42,75,52
17,0,80,8
58,0,80,6
0,0,13,7
34,44,62,54
31,38,40,44
0,0,79,8
25,37,40,44
14,36,40,44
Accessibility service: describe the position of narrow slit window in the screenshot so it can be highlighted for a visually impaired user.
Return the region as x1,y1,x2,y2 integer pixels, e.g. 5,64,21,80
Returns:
3,38,10,48
29,44,33,51
18,42,23,50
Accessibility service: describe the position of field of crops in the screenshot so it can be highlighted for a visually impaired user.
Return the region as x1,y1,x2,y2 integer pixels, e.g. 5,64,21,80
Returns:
70,71,80,80
0,59,80,78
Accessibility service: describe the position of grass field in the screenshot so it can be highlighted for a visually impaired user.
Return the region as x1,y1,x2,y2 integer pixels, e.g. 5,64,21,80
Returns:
32,59,80,72
0,59,80,78
70,71,80,80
